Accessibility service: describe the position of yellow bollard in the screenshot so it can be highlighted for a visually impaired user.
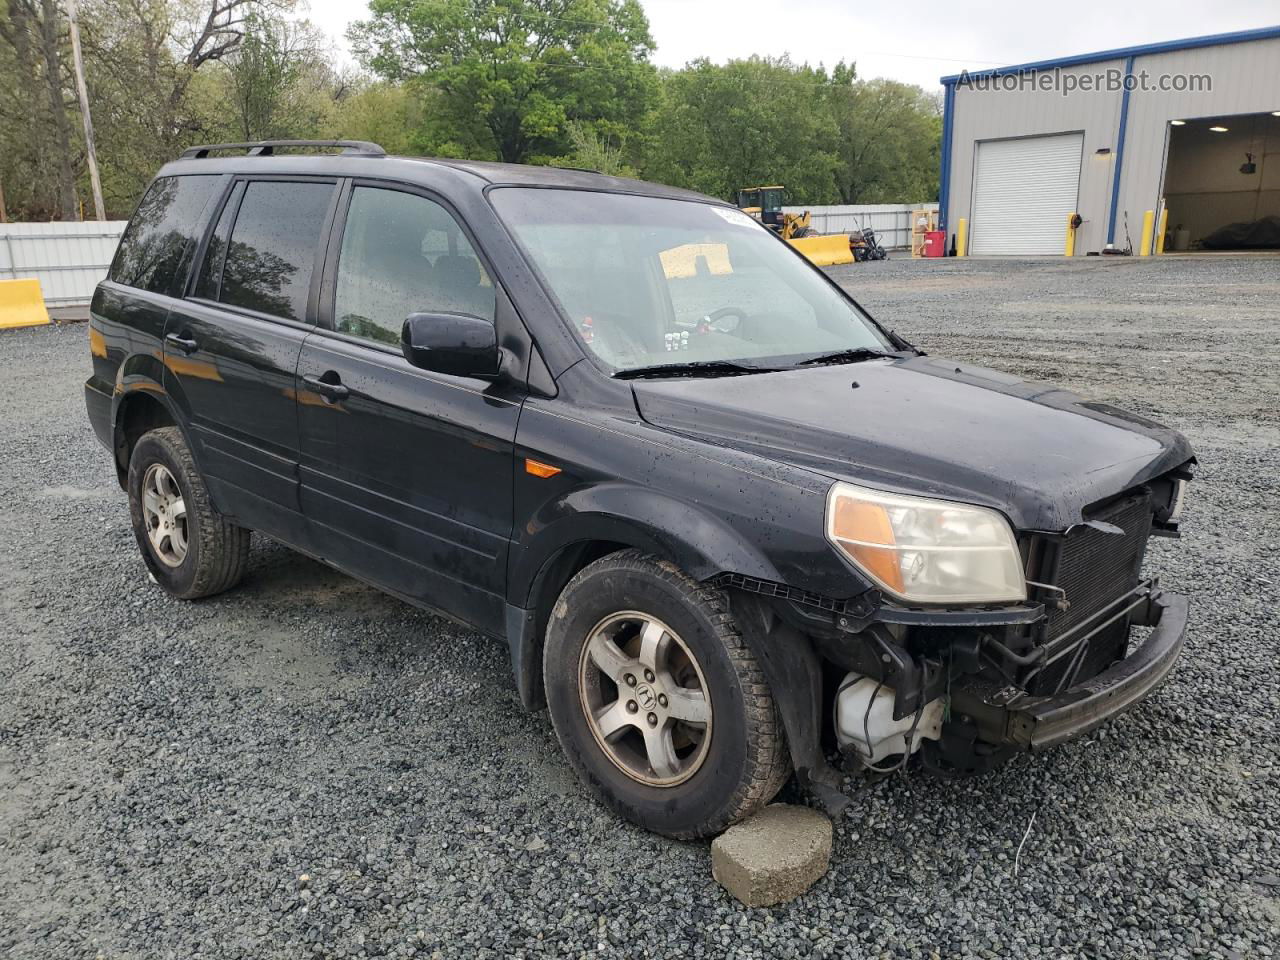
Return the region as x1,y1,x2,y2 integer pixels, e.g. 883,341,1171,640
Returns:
1138,210,1155,257
0,278,51,330
1064,213,1078,257
1155,208,1169,255
956,218,968,258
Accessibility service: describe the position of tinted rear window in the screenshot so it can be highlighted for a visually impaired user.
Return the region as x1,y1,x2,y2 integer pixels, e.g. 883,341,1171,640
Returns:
193,181,244,302
109,175,220,295
219,180,334,322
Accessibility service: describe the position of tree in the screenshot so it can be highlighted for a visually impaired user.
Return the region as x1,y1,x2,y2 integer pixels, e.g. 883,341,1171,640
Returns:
224,12,329,141
0,0,941,221
639,57,940,206
349,0,657,164
642,57,839,204
331,82,421,157
557,119,630,175
0,0,303,219
0,0,79,218
827,66,941,204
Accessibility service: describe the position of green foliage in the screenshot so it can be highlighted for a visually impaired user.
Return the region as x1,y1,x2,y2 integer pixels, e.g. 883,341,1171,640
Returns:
348,0,657,164
226,13,310,141
642,56,839,204
556,120,631,176
642,57,939,206
0,0,940,221
828,73,942,204
332,83,421,156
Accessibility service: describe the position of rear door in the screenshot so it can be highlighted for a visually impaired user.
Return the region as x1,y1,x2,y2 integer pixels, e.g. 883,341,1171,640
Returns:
90,174,223,445
969,133,1084,255
164,176,340,543
296,182,522,634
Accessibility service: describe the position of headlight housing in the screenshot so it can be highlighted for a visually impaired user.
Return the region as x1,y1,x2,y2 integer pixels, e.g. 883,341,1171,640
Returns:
825,481,1026,605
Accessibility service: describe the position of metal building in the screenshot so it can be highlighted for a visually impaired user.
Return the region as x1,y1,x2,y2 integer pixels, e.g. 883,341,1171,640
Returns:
938,26,1280,256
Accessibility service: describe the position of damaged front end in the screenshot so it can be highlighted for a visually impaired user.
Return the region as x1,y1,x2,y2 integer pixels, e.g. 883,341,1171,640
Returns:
722,466,1192,811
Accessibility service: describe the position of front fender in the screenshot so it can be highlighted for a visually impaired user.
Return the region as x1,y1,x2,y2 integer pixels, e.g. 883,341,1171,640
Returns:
509,481,785,608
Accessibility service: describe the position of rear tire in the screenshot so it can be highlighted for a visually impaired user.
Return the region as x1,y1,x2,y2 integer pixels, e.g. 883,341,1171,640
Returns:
127,426,250,600
543,550,790,838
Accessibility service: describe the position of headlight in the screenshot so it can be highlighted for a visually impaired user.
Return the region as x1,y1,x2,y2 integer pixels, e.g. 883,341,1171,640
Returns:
825,481,1026,604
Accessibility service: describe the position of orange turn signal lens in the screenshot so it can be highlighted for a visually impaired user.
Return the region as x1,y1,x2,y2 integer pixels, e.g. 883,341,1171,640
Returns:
525,458,562,479
830,496,905,593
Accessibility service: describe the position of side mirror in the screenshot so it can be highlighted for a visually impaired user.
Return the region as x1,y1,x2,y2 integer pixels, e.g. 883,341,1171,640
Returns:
401,312,500,378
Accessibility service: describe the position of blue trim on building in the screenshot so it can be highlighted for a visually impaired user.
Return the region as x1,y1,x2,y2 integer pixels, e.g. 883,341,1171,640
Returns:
940,24,1280,84
1105,55,1136,246
938,80,957,234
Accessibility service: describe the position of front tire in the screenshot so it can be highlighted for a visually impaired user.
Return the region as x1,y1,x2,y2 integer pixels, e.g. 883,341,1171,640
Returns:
127,426,250,600
543,550,790,838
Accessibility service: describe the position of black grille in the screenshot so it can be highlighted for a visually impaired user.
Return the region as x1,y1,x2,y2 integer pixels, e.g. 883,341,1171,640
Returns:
1032,492,1153,693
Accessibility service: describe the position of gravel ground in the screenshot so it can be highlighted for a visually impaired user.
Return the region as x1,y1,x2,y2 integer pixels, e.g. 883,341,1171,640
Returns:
2,255,1277,959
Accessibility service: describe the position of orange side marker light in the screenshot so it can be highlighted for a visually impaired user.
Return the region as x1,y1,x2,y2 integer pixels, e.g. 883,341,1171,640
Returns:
525,458,562,479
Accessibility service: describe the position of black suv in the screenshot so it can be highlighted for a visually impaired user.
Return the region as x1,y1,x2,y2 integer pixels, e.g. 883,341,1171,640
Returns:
86,140,1194,838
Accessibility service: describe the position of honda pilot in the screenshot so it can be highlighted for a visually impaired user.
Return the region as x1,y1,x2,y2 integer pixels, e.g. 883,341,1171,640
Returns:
85,140,1194,838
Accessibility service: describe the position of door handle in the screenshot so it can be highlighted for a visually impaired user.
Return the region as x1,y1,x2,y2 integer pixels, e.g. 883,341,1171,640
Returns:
302,372,350,402
165,332,198,354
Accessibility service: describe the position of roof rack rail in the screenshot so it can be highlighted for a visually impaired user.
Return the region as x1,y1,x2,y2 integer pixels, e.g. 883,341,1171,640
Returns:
180,139,387,159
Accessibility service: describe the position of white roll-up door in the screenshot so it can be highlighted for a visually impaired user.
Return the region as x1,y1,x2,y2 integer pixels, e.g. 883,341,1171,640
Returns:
969,133,1083,255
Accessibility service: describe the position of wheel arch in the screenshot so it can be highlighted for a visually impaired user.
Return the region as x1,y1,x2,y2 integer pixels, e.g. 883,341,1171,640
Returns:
505,485,788,711
111,388,199,491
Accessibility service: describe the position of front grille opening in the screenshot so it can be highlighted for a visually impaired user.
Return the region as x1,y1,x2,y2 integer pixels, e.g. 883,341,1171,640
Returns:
1026,489,1155,694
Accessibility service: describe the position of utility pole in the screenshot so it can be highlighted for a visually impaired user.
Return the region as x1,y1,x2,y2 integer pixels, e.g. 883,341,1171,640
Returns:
65,0,105,221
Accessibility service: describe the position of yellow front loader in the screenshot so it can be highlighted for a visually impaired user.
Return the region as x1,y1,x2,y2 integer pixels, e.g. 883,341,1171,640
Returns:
736,185,853,265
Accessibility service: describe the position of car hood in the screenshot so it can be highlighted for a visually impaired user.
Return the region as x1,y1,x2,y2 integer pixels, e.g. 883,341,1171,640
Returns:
631,355,1194,532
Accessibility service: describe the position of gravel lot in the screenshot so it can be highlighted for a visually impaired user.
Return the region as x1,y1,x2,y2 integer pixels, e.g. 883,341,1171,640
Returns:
2,255,1277,959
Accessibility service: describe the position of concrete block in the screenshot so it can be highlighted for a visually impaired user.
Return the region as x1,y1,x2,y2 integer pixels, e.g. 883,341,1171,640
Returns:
711,804,832,907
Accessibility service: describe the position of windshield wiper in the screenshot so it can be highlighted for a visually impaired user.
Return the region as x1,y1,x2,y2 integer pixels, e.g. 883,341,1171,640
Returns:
613,360,781,380
793,348,894,367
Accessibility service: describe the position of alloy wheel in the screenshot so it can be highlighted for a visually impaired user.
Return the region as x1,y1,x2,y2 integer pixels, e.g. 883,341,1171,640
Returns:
141,462,188,567
578,611,712,786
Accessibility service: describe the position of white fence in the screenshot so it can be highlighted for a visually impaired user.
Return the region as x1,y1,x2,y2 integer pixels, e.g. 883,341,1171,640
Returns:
0,220,126,305
782,203,938,250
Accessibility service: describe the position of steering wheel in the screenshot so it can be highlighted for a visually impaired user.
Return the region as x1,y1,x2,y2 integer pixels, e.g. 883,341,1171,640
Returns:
700,306,748,334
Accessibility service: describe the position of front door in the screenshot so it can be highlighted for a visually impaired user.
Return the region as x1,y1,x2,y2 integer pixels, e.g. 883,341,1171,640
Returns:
296,183,522,634
164,176,339,543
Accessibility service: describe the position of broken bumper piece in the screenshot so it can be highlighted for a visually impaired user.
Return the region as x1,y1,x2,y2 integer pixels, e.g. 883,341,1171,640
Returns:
1005,590,1189,750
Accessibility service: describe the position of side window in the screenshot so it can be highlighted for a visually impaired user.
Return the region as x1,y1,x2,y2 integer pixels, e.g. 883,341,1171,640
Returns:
334,186,495,346
109,175,220,295
193,181,244,301
219,180,334,322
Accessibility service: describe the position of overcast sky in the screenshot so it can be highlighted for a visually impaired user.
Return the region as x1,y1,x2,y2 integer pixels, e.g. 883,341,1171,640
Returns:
300,0,1280,90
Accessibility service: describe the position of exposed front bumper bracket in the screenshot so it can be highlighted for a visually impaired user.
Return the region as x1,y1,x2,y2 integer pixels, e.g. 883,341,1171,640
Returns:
1004,591,1189,750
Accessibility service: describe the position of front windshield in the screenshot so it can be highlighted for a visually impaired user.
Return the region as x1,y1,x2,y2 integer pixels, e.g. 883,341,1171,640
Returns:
489,188,892,373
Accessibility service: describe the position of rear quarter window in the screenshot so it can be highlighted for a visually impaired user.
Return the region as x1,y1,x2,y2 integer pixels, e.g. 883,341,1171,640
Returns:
109,175,221,295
